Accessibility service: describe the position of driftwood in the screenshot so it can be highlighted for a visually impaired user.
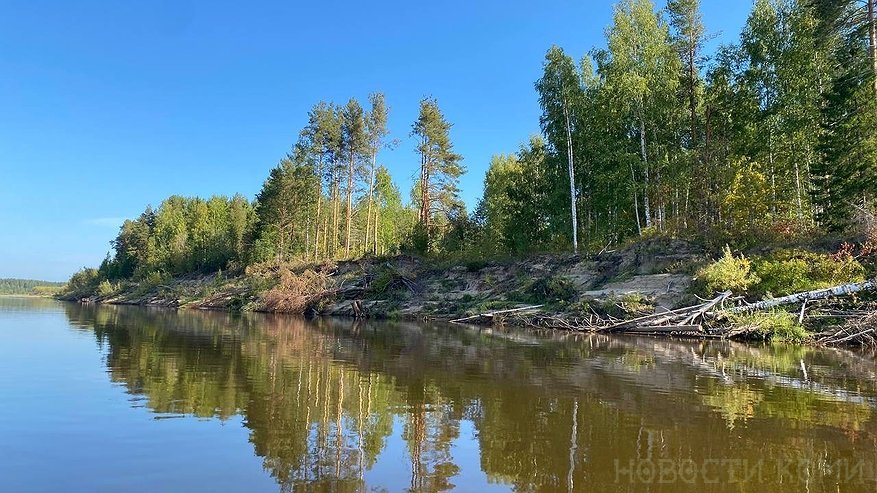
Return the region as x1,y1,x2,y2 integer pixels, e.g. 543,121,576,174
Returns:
447,278,876,342
818,311,877,346
602,292,732,333
450,305,544,324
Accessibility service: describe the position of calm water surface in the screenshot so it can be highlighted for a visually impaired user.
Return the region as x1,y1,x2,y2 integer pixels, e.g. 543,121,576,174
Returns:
2,297,877,492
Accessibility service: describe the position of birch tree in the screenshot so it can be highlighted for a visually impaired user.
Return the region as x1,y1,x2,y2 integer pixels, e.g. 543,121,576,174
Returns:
603,0,681,233
536,46,582,253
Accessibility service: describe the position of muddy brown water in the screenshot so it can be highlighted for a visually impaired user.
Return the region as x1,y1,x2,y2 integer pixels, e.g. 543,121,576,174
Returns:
2,296,877,492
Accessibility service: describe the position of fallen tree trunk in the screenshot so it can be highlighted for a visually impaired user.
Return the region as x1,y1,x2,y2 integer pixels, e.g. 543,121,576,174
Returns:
725,279,875,314
450,305,544,324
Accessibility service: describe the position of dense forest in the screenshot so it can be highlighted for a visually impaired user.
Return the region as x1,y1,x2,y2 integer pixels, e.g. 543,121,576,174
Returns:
0,279,64,295
75,0,877,287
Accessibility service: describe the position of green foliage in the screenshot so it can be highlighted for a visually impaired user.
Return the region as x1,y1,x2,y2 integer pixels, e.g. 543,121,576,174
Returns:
510,275,578,304
137,271,170,295
253,158,318,262
729,310,810,343
97,280,118,298
60,268,102,299
463,259,489,272
721,158,772,235
365,265,416,297
98,194,256,282
751,250,865,297
403,222,430,256
573,293,654,319
696,246,759,295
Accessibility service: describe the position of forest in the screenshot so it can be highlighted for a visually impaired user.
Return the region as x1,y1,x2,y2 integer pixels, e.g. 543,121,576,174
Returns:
0,278,64,296
77,0,877,287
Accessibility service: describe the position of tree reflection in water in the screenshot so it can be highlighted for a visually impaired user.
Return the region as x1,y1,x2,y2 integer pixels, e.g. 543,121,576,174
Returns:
63,303,877,492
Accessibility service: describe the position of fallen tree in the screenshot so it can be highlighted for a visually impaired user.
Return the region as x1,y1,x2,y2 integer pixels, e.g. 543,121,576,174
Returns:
459,279,877,343
725,280,875,314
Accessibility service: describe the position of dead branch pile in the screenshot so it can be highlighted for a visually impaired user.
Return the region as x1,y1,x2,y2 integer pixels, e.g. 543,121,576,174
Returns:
818,312,877,346
453,279,877,343
258,269,336,313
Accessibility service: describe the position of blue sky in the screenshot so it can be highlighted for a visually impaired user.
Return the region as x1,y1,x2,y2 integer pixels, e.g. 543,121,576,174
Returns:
0,0,751,281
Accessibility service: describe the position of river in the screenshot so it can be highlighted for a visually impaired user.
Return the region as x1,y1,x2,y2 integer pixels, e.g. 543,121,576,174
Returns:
1,297,876,492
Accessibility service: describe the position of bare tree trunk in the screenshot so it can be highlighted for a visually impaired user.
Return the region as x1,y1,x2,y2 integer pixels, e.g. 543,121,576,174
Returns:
373,201,380,255
331,170,339,257
419,139,432,245
688,40,697,147
323,216,329,258
869,0,877,95
563,101,578,254
629,160,642,236
313,157,323,260
419,138,429,236
639,116,652,229
794,158,803,222
344,151,354,257
364,153,376,256
769,127,777,219
683,184,690,230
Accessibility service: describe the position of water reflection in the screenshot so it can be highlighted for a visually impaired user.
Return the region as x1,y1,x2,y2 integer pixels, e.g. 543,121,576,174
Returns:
61,302,877,492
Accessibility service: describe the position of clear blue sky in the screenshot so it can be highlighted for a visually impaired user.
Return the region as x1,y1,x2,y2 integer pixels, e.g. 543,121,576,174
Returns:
0,0,751,281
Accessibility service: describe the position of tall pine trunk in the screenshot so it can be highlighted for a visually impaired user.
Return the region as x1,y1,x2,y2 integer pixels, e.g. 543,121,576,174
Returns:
345,151,354,257
419,136,432,242
313,157,323,259
364,153,376,256
870,0,877,95
331,167,339,257
373,201,380,255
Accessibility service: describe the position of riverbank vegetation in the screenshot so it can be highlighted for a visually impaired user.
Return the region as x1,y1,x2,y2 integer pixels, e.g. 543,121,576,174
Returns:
62,0,877,342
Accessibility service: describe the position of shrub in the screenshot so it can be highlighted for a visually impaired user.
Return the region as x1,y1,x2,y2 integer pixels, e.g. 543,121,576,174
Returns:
97,280,118,297
729,310,809,343
752,250,865,297
523,275,578,303
366,265,417,297
464,259,489,272
133,271,170,296
572,293,654,319
61,268,102,298
695,246,759,295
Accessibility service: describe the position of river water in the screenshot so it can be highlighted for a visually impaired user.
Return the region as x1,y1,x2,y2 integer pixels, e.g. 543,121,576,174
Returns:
1,297,877,492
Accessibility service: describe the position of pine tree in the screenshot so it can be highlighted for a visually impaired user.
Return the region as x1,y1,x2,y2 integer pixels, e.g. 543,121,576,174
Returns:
341,99,367,257
411,97,464,250
364,93,390,255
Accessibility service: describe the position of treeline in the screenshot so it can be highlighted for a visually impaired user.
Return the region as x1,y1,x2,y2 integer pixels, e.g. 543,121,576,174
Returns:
0,278,64,295
91,94,465,284
479,0,877,253
72,0,877,288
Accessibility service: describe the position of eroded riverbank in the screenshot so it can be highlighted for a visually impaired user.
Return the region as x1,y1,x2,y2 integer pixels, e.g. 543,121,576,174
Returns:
59,239,877,346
